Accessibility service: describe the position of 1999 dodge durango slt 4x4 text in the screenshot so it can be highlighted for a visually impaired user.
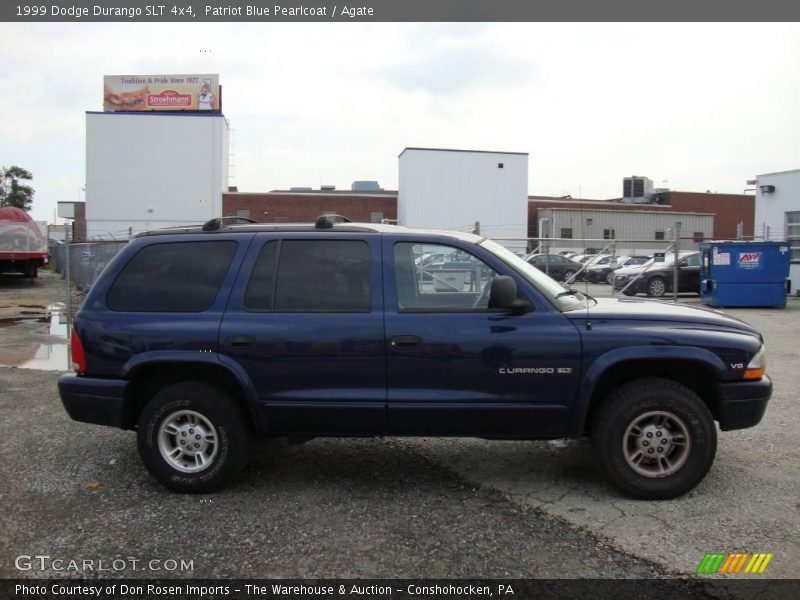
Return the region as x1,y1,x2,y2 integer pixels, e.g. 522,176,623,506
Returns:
59,216,771,498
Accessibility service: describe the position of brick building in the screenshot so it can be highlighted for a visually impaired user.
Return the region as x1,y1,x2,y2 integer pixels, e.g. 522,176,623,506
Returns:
222,190,398,224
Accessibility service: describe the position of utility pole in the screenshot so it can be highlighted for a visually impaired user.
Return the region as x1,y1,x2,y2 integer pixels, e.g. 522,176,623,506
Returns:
673,221,682,302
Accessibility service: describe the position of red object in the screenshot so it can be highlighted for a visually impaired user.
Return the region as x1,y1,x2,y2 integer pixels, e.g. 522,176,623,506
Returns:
70,328,86,374
0,206,33,222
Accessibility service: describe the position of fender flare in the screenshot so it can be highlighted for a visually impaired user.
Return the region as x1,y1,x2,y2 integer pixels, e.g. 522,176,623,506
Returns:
567,345,727,437
121,351,265,434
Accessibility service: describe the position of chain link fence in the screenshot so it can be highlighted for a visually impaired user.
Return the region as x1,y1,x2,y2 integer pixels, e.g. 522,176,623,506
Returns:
50,241,127,291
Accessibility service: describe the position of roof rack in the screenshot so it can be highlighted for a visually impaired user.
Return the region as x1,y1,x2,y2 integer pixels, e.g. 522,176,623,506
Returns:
202,216,259,231
314,213,352,229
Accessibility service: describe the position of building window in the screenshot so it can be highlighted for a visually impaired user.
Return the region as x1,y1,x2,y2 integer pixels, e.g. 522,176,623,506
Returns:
787,211,800,262
603,229,615,240
236,209,251,219
560,228,573,239
498,163,504,169
370,212,384,223
655,230,665,241
693,232,704,243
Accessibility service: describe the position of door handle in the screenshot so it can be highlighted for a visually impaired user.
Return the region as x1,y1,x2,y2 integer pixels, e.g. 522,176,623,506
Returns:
225,335,255,350
390,335,422,350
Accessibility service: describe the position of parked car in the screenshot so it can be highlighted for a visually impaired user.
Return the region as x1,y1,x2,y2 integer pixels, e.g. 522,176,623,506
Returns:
526,253,582,282
574,254,610,281
614,252,701,297
59,217,771,499
586,255,650,284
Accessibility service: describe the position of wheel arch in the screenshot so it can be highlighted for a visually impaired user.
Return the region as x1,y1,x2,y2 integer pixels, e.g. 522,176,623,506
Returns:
121,353,264,434
569,347,726,437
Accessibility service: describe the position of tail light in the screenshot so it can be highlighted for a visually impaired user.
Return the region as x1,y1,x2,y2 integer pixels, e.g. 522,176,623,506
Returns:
70,327,86,374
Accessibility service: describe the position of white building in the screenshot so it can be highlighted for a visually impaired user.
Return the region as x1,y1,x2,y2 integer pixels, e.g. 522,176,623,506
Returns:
85,111,229,240
398,148,529,251
753,168,800,293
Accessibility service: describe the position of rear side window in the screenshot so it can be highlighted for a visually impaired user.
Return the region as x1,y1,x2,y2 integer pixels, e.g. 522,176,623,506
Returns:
107,241,236,312
245,240,371,312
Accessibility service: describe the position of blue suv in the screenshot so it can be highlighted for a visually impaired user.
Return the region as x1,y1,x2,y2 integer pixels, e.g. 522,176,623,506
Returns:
59,216,771,499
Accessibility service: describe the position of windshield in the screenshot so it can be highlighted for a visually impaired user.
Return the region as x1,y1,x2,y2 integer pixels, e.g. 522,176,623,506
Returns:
479,239,589,311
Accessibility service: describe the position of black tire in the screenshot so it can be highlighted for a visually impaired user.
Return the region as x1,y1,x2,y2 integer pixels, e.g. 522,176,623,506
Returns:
137,381,249,493
590,378,717,500
562,270,576,283
605,271,614,285
622,289,636,296
647,276,667,297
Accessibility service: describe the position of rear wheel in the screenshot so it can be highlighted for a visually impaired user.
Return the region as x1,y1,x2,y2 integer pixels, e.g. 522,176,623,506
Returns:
590,378,717,499
137,381,249,492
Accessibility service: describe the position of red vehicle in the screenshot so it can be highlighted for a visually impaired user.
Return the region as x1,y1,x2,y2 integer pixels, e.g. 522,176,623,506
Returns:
0,206,48,279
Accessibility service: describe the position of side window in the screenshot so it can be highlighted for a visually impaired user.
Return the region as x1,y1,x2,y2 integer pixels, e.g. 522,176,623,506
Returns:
684,254,700,267
107,241,236,312
268,240,371,312
394,242,498,311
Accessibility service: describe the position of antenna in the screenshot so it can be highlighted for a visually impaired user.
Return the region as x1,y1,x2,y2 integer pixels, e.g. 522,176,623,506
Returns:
578,190,592,330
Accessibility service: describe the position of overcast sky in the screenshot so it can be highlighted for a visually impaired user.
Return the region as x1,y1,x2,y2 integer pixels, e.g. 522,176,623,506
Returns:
1,22,798,223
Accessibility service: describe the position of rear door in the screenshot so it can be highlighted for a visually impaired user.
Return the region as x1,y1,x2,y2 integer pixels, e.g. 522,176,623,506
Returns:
219,233,386,434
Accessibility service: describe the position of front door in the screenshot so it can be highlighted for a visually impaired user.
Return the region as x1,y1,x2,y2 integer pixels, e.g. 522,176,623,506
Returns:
384,238,582,438
679,253,701,293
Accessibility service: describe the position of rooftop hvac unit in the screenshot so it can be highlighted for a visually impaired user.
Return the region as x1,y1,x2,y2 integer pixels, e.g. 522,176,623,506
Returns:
351,180,382,191
622,176,654,203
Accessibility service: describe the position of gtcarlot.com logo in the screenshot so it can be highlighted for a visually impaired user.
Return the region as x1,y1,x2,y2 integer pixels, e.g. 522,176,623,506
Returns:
15,554,194,573
696,552,773,574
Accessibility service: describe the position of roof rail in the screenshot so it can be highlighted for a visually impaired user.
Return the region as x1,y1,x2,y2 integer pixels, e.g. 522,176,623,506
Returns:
202,216,259,232
314,213,352,229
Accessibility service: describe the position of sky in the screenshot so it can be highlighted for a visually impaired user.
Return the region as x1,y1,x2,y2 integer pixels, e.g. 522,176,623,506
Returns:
1,22,798,224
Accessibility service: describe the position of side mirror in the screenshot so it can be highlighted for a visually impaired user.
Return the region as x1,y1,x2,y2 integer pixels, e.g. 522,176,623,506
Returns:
489,276,530,314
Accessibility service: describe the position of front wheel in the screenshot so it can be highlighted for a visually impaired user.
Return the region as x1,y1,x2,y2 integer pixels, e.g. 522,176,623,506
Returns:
137,381,249,492
590,378,717,499
562,269,576,283
647,277,667,297
606,271,615,285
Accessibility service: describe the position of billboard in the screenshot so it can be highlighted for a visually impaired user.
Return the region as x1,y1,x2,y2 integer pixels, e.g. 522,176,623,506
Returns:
103,74,220,112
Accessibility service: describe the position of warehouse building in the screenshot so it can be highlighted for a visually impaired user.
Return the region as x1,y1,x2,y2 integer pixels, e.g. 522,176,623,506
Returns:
536,207,714,255
85,74,229,240
398,147,529,250
751,168,800,293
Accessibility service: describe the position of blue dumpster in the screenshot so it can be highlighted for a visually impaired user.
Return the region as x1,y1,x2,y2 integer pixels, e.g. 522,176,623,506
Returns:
699,241,791,308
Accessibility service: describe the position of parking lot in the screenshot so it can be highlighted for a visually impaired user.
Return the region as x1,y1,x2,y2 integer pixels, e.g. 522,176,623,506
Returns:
0,271,798,580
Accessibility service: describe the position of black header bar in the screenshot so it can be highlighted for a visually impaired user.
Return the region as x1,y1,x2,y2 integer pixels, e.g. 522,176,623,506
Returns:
3,0,800,22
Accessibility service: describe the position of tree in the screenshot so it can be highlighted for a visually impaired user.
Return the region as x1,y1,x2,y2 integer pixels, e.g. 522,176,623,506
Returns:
0,165,35,211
